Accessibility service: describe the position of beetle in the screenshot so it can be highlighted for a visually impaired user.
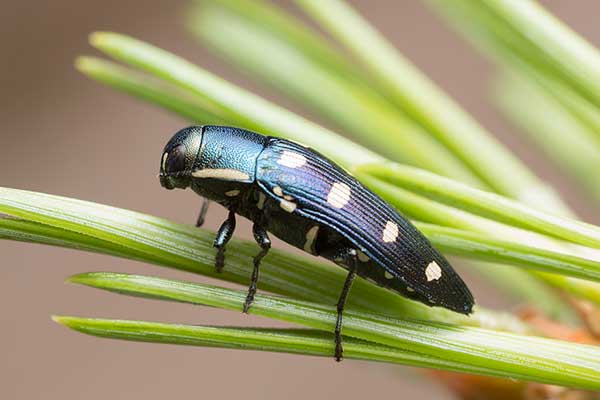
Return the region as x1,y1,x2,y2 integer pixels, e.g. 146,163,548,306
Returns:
159,125,474,361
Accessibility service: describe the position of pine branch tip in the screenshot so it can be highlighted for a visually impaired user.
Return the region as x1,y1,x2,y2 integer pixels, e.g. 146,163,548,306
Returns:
88,31,106,47
66,272,112,287
51,315,74,327
74,56,95,72
89,31,127,49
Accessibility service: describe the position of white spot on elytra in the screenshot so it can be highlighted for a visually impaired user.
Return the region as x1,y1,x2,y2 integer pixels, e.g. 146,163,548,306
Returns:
283,195,294,201
382,221,399,243
192,168,250,181
280,199,297,213
304,225,319,253
326,182,351,209
277,150,307,168
273,186,283,197
257,193,266,210
406,286,415,293
384,271,394,280
357,250,369,262
425,261,442,281
225,189,240,197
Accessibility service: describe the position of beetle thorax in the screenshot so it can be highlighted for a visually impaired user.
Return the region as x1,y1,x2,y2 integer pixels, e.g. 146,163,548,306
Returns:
188,125,269,203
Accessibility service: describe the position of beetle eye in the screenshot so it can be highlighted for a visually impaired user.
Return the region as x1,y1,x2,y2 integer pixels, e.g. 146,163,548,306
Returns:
165,144,187,173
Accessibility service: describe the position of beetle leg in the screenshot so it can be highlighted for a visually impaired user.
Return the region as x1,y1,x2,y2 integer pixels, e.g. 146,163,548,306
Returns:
213,209,236,273
195,198,210,227
320,247,358,361
243,223,271,313
335,250,357,362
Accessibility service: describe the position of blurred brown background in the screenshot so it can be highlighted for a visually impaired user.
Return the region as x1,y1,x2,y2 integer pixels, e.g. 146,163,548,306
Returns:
2,1,599,399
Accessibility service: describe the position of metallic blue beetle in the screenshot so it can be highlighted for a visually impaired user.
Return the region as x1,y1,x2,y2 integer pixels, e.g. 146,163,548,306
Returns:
159,125,474,360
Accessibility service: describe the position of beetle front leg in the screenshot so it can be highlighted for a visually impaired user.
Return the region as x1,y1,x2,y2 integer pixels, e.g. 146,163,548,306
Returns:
243,223,271,313
213,209,236,273
195,198,210,227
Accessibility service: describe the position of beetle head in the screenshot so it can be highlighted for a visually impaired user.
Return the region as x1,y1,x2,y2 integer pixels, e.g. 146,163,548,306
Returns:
159,126,202,190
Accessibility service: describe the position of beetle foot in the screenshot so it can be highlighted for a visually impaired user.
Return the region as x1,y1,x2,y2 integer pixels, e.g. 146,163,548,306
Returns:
215,247,225,273
334,310,344,362
242,296,254,314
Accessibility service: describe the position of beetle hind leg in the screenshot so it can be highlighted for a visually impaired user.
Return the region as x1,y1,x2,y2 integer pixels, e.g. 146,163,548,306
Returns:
320,247,358,362
243,223,271,313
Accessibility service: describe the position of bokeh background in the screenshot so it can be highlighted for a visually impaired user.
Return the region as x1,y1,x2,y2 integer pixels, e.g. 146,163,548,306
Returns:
2,1,600,399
